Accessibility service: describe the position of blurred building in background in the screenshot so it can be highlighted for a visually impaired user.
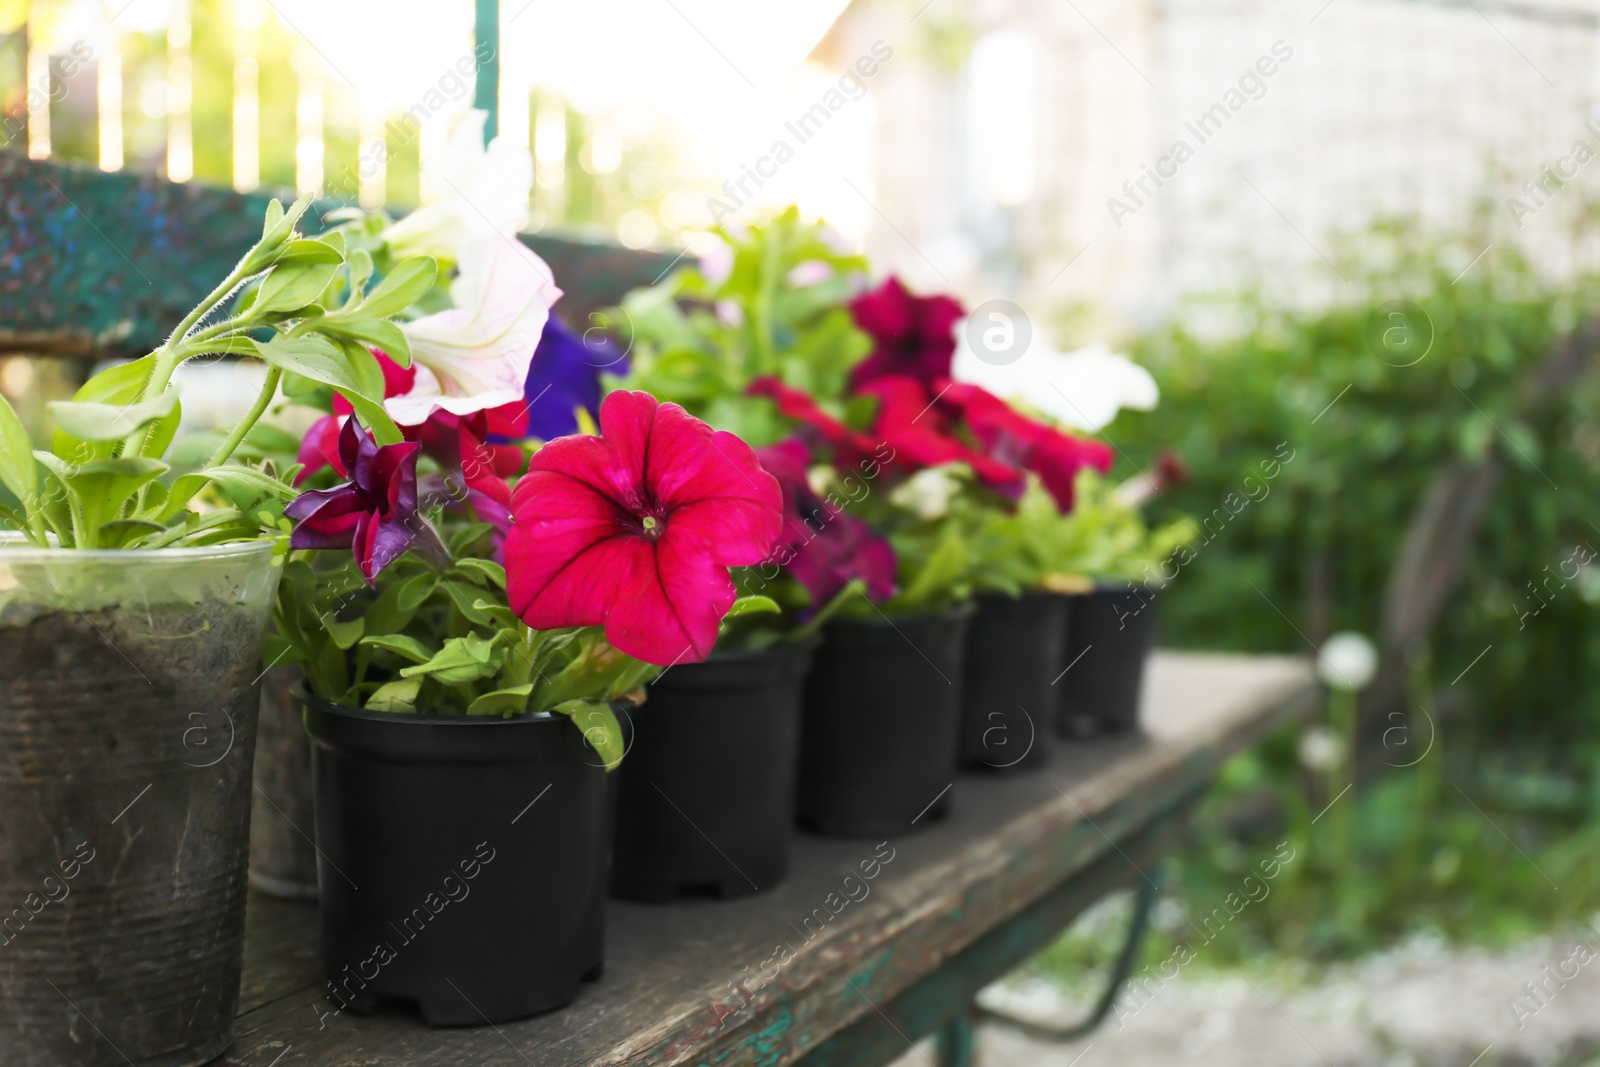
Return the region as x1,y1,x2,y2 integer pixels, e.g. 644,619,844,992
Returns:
7,0,1600,343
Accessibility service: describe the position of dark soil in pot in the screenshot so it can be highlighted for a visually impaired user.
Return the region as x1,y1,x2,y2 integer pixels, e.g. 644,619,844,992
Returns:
0,601,268,1067
303,695,612,1026
797,606,972,838
612,641,811,902
960,591,1071,771
1056,585,1158,738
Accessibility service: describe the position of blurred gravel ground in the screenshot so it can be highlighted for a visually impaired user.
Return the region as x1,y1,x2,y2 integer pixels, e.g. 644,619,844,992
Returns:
887,933,1600,1067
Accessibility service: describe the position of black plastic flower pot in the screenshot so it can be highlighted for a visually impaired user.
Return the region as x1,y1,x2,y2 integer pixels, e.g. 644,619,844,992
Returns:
1056,585,1159,738
797,606,973,838
0,540,278,1067
960,591,1071,771
612,642,812,902
302,694,613,1026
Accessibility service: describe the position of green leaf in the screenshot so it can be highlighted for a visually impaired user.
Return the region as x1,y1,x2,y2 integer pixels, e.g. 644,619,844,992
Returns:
345,250,374,306
358,257,437,320
396,572,438,612
452,558,507,589
51,355,179,463
61,457,170,538
204,464,298,509
361,633,437,664
320,317,411,367
255,335,403,444
262,631,309,669
440,580,495,625
467,684,533,716
367,678,421,713
724,595,780,619
261,198,284,239
398,633,505,685
160,472,212,521
276,239,345,265
886,528,967,615
323,615,365,650
0,392,37,512
535,636,643,708
448,523,495,556
255,261,341,315
50,392,180,443
260,193,314,251
98,519,168,547
554,700,625,771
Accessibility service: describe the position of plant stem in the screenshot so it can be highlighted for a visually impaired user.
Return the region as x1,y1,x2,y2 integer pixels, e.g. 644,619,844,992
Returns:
125,257,260,459
206,368,281,469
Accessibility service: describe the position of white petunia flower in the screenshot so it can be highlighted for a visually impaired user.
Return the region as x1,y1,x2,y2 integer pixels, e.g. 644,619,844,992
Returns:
953,338,1158,432
380,110,533,264
388,238,562,424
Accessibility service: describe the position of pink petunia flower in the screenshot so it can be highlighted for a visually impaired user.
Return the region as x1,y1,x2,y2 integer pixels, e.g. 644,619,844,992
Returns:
504,390,783,665
848,276,965,391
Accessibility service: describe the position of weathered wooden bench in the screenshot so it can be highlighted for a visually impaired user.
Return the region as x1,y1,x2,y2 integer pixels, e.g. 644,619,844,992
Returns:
222,652,1314,1067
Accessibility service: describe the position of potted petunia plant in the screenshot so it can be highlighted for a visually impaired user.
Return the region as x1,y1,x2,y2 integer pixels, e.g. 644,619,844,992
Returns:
604,211,888,896
1039,463,1197,737
276,385,781,1022
949,334,1188,738
748,275,1115,830
237,113,624,900
0,195,436,1065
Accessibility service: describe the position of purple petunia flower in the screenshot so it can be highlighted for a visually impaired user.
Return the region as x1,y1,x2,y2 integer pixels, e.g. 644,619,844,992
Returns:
490,316,628,443
285,418,424,583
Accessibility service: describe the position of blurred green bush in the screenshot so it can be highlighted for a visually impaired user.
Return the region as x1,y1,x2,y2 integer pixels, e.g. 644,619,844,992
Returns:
1119,222,1600,753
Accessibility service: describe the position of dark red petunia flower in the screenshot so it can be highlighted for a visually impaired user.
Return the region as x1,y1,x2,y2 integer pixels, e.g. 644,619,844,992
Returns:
504,390,783,665
939,382,1114,511
847,276,965,391
755,437,896,610
859,375,1027,499
747,376,880,470
295,352,420,486
409,410,518,551
286,418,423,583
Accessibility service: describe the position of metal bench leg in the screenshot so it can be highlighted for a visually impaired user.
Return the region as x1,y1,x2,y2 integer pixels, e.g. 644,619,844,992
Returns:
934,1011,977,1067
973,862,1164,1044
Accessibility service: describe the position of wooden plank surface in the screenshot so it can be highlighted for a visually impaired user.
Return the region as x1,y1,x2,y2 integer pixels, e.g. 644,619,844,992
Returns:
221,652,1315,1067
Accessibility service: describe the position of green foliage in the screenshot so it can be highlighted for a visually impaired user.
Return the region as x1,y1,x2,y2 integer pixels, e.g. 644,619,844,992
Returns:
974,474,1199,595
617,207,870,445
1118,225,1600,747
0,194,437,551
271,517,650,769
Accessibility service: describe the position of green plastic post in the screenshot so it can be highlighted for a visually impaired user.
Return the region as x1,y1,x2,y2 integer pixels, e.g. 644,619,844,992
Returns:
474,0,501,143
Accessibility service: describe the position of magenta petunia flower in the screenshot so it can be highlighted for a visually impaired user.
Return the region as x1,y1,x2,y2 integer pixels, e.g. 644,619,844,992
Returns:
939,382,1114,511
756,438,896,611
747,375,879,470
860,375,1027,500
848,276,965,391
504,390,783,665
286,418,424,582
